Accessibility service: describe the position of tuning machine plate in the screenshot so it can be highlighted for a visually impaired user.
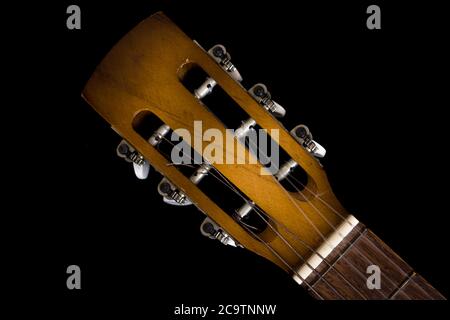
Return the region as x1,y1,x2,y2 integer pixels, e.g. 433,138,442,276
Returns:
290,124,326,158
248,83,286,118
200,217,241,247
208,44,242,82
116,140,150,179
157,177,193,206
194,44,243,99
115,124,170,180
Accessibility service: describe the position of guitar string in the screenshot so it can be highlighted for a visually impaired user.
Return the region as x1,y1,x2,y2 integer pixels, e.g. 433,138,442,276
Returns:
279,176,389,299
239,218,326,300
161,140,354,298
156,138,336,299
231,128,424,299
242,136,394,298
152,108,427,297
250,135,432,299
240,127,431,299
214,128,389,298
159,136,359,299
155,121,426,299
212,164,416,300
285,173,431,299
209,166,366,299
204,165,356,299
160,129,376,298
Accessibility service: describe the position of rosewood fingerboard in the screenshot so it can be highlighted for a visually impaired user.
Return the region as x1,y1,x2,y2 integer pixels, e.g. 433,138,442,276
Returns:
301,223,445,300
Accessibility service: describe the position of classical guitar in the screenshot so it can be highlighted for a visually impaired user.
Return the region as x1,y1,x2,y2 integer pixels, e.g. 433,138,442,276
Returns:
82,12,445,300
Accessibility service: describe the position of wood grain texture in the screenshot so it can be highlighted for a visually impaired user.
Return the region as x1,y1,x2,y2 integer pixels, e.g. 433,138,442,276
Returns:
82,12,349,270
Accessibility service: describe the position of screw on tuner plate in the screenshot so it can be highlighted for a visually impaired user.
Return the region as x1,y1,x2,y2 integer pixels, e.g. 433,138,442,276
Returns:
290,124,326,158
200,217,242,247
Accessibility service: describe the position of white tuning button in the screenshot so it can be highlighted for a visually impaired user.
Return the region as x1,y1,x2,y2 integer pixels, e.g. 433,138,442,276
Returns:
227,66,242,82
310,141,326,158
270,100,286,118
117,140,150,179
133,161,150,180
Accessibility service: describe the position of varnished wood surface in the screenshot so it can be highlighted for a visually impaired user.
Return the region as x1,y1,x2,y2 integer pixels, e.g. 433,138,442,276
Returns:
82,12,445,300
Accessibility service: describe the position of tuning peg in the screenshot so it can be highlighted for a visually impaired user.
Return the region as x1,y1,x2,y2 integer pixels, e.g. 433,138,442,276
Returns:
208,44,243,82
200,217,241,247
116,140,151,179
156,162,213,206
194,44,243,100
275,159,298,181
234,118,257,140
235,201,255,219
248,83,286,118
157,178,192,206
116,125,170,180
290,124,326,158
133,161,150,180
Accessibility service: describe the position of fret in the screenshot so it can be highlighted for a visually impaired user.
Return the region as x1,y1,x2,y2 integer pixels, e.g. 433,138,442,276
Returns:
390,273,446,300
300,222,445,300
389,272,416,299
308,227,372,300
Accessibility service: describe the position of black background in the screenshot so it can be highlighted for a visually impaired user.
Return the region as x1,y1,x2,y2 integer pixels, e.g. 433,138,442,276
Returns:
7,0,448,317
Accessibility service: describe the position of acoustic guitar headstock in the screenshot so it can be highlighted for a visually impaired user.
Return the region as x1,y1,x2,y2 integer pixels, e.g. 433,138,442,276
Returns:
82,12,357,284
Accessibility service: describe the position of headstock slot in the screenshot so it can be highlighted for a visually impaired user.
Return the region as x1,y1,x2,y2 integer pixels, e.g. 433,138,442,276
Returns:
178,62,312,199
132,110,165,140
132,111,194,178
195,168,276,240
131,109,276,240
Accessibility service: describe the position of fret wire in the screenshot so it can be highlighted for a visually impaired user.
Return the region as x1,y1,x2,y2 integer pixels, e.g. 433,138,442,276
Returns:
159,136,347,299
250,202,370,299
287,172,439,299
160,118,425,299
158,128,437,300
389,271,416,300
205,167,347,299
244,131,417,299
271,176,389,298
285,174,436,299
161,134,382,299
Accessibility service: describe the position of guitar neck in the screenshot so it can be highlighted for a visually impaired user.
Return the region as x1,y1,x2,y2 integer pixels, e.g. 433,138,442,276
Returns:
300,222,445,300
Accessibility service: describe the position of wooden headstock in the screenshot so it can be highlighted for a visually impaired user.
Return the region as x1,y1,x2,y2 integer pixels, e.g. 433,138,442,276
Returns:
82,12,356,281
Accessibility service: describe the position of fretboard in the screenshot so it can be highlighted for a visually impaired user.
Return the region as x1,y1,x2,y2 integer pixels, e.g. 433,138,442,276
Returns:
300,223,445,300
